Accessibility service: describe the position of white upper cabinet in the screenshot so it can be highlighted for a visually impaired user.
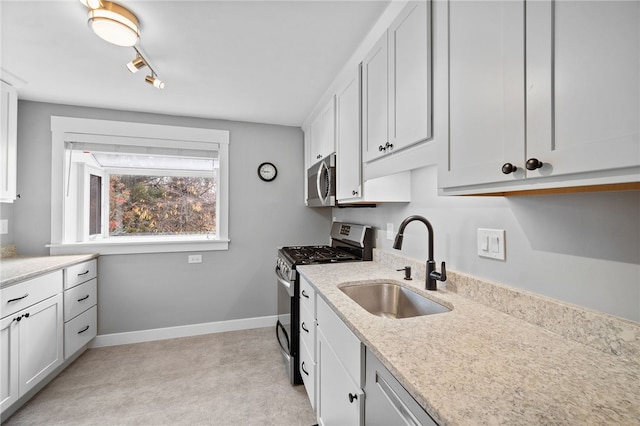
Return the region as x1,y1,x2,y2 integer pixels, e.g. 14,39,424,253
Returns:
362,0,431,164
336,70,362,201
336,67,412,204
307,97,336,168
0,81,18,203
438,0,640,195
526,0,640,177
362,32,389,163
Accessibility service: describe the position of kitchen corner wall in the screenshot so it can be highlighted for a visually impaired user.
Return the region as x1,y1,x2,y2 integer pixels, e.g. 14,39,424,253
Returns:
12,100,332,334
334,166,640,322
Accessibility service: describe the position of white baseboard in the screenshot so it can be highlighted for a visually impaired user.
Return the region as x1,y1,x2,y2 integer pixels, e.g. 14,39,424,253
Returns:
90,315,278,348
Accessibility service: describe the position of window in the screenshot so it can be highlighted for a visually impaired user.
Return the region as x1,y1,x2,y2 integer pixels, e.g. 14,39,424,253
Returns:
49,117,229,255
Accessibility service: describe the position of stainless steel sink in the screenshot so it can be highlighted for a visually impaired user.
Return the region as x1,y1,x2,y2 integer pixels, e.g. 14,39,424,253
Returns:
340,282,451,319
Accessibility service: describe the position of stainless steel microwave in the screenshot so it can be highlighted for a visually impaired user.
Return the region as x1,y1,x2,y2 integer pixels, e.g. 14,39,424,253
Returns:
307,153,336,207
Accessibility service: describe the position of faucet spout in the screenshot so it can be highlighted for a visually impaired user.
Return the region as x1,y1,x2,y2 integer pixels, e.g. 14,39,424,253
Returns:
393,215,446,291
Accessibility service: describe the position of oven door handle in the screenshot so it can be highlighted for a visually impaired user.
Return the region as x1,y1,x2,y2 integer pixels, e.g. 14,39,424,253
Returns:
276,319,291,355
275,267,294,297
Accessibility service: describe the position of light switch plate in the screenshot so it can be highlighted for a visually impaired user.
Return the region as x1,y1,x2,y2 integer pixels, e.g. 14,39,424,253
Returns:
477,228,505,260
0,219,8,235
386,223,394,240
188,254,202,264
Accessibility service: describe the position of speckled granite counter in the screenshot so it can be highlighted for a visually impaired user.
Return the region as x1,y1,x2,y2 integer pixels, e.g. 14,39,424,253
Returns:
298,260,640,425
0,254,98,288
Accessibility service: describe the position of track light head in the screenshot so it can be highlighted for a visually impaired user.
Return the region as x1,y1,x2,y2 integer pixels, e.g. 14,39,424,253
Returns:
145,75,165,89
126,56,146,73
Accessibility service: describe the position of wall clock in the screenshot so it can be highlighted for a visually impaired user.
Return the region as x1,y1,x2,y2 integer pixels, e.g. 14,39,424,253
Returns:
257,162,278,182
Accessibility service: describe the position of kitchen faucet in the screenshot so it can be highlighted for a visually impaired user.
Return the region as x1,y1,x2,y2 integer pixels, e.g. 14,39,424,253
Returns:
393,215,446,291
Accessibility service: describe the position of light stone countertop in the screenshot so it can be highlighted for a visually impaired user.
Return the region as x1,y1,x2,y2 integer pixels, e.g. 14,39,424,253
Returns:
298,261,640,426
0,254,99,288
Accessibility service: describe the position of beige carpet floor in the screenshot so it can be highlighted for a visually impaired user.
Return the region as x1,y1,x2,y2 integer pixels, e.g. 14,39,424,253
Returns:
3,327,316,426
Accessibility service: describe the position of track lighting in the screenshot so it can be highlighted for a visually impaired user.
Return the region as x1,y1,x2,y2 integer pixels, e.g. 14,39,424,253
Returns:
126,56,146,73
145,74,165,90
80,1,166,89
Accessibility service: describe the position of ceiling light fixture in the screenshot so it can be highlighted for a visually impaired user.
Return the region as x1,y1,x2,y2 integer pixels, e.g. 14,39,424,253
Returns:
145,73,165,90
80,0,103,9
126,56,146,73
85,0,140,47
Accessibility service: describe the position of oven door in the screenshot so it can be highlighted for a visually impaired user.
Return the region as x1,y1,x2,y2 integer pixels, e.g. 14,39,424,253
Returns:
276,265,298,384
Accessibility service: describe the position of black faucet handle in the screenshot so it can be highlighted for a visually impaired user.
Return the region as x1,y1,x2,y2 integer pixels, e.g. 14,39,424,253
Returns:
429,261,447,282
396,266,412,280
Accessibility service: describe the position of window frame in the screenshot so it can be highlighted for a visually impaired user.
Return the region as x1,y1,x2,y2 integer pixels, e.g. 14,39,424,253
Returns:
49,117,230,255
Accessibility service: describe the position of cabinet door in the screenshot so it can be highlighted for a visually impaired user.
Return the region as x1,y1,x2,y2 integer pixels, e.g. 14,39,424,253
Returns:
19,294,64,396
310,114,323,164
0,315,19,414
526,0,640,177
439,0,526,188
362,32,389,163
317,328,363,426
336,69,363,201
320,97,336,159
0,81,18,203
388,0,431,152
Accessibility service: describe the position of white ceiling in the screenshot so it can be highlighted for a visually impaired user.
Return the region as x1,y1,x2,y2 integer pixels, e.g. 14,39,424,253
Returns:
0,0,389,127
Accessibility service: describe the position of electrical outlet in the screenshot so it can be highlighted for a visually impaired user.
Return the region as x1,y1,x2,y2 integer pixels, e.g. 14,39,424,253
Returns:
0,220,8,235
477,228,505,260
386,223,394,240
188,254,202,264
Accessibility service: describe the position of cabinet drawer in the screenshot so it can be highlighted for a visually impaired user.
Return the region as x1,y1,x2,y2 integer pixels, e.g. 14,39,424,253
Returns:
1,270,63,319
65,259,97,290
64,278,97,321
317,297,363,387
299,301,316,358
64,305,97,358
299,275,316,315
299,337,316,410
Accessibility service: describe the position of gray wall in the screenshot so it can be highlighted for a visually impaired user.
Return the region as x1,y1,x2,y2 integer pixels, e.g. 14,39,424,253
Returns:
334,165,640,322
12,100,332,334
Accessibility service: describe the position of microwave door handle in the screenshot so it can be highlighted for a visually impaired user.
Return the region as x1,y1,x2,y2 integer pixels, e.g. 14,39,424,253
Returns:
317,161,328,205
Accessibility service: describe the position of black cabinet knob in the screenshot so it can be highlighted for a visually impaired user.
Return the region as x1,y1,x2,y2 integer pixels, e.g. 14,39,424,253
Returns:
348,393,358,403
526,158,543,170
501,163,517,174
378,145,385,152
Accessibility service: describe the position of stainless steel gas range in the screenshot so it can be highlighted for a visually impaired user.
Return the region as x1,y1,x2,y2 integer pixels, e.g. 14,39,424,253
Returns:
275,222,373,385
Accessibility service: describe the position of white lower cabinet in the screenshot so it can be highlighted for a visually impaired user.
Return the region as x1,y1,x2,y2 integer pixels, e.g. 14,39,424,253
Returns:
1,259,98,418
299,276,317,410
63,260,98,359
365,348,436,426
316,296,364,426
1,291,64,415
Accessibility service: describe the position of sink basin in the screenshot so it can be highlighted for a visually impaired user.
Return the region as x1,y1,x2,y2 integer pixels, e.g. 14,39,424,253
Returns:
340,282,451,319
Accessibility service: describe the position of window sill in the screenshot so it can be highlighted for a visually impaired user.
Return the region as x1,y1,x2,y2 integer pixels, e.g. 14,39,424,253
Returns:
47,237,229,255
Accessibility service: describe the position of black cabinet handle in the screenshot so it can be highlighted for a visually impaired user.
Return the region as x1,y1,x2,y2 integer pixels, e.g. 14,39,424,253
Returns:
78,325,90,334
301,361,309,376
7,293,29,303
77,270,90,276
378,145,385,152
12,313,30,323
77,295,90,302
526,158,544,170
352,190,358,196
501,163,517,174
301,290,309,299
348,393,358,403
301,322,309,333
